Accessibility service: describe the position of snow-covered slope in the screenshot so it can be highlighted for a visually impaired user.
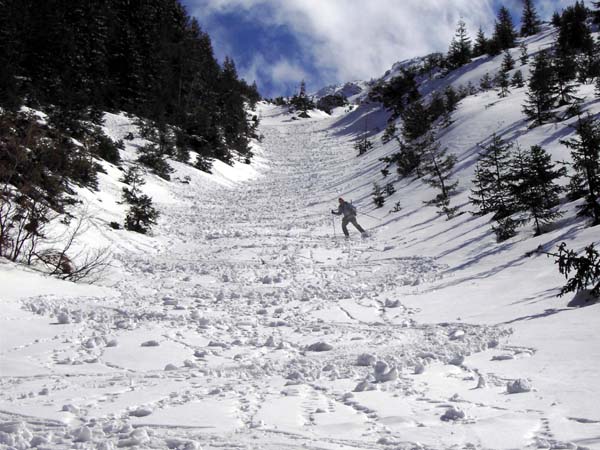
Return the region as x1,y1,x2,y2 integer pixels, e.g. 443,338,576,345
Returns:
1,26,600,450
313,81,368,104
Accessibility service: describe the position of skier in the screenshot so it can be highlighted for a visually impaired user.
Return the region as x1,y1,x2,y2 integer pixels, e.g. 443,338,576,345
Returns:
331,198,367,238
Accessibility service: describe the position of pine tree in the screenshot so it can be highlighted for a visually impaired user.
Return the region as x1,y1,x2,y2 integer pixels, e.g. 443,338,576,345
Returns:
385,182,396,196
447,19,472,69
511,145,565,235
553,48,579,106
355,119,373,156
219,56,252,155
121,166,159,234
472,27,489,57
553,242,600,297
125,194,159,234
497,51,514,97
511,70,525,88
560,115,600,225
381,122,399,145
402,100,431,141
397,140,423,177
557,2,594,55
444,85,459,113
578,40,600,84
492,216,519,241
493,6,518,51
421,134,459,218
551,11,562,27
428,91,447,123
291,80,315,115
496,70,511,98
372,183,385,208
370,68,420,118
470,134,516,219
519,42,529,66
469,161,495,215
501,50,515,72
521,0,541,37
355,132,374,155
523,51,558,127
480,72,493,90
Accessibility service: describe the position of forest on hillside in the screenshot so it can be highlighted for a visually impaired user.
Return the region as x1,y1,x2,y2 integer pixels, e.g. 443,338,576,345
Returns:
0,0,260,191
0,0,261,271
361,0,600,246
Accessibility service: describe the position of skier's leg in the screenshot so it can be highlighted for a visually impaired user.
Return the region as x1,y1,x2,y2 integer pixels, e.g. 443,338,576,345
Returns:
350,217,365,233
341,217,350,237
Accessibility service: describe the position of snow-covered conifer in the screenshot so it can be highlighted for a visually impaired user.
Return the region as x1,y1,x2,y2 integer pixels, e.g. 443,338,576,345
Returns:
470,134,515,220
560,115,600,225
510,145,565,235
493,6,517,51
519,42,529,66
520,0,541,37
447,19,472,69
523,51,558,127
480,73,493,90
472,27,488,57
501,51,515,73
372,183,385,207
421,134,459,219
512,70,525,88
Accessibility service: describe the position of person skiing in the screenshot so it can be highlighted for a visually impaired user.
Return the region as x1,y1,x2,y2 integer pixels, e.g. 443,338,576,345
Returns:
331,197,367,238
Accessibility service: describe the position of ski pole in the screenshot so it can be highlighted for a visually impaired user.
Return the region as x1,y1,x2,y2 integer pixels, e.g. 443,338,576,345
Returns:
361,212,382,221
331,215,336,238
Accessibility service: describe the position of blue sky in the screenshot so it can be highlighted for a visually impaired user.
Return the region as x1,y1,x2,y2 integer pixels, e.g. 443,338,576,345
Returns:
182,0,568,98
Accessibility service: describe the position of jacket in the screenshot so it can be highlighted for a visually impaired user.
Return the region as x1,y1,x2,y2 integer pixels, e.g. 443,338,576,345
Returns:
333,202,356,218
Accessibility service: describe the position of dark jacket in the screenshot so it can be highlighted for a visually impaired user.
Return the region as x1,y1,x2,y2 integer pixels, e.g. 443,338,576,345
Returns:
332,202,356,218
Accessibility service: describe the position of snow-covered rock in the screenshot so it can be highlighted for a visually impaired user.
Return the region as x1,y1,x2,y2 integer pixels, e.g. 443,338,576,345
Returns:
307,342,333,352
356,353,377,366
117,428,149,447
441,406,466,422
73,426,93,442
507,379,532,394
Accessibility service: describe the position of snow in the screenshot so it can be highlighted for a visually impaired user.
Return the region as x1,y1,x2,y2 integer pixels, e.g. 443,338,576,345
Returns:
1,29,600,450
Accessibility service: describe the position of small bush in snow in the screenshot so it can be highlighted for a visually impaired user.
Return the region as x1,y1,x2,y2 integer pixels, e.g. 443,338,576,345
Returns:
92,133,122,165
385,183,396,196
372,183,385,208
137,143,173,181
480,73,493,90
355,134,374,156
511,70,524,88
492,216,518,242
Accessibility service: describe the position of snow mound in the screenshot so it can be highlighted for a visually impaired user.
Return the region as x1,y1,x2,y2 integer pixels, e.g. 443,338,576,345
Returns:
507,378,533,394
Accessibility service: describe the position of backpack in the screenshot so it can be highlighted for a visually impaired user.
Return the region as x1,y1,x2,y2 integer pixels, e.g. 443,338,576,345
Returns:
347,202,357,216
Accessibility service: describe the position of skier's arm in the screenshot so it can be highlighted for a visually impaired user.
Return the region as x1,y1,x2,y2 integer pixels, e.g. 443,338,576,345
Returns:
331,206,342,215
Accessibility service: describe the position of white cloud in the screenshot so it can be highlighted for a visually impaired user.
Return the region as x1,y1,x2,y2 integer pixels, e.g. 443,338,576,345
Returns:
187,0,565,90
239,54,308,93
535,0,573,17
270,59,309,84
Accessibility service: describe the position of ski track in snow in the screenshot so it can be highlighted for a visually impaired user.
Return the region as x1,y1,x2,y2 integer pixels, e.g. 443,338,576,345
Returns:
0,112,594,450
